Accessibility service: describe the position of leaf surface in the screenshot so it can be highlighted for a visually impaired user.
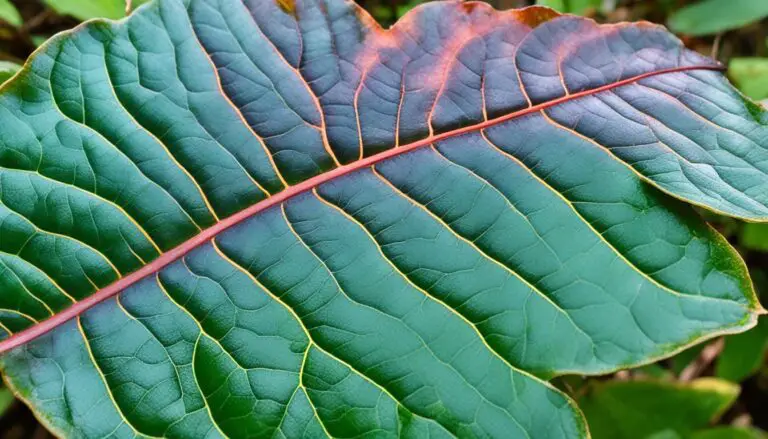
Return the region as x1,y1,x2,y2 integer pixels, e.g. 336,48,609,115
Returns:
0,0,764,437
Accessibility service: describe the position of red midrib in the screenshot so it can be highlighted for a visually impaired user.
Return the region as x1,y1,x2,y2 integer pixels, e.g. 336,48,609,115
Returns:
0,64,724,354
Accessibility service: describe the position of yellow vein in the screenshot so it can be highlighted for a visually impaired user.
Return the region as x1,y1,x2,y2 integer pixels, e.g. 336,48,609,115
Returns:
77,316,153,438
233,0,341,167
0,249,76,304
432,141,564,270
152,15,272,204
0,165,161,255
537,110,757,304
100,56,216,228
44,55,198,242
0,308,39,324
115,294,190,415
211,238,453,436
311,188,533,438
191,333,234,438
0,260,54,316
279,204,409,318
155,273,259,374
296,344,335,439
185,13,289,190
369,167,584,332
426,35,478,136
0,197,121,278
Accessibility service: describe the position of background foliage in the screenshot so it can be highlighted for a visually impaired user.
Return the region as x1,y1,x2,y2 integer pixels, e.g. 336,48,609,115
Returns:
0,0,766,438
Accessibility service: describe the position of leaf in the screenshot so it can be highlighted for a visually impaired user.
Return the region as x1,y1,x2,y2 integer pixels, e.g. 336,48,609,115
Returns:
0,61,20,84
535,0,602,15
670,343,706,375
0,386,15,417
0,0,20,26
646,428,768,439
0,0,763,437
578,378,740,439
30,35,49,47
730,58,768,100
43,0,151,20
647,431,683,439
668,0,768,36
716,317,768,382
741,223,768,252
691,427,768,439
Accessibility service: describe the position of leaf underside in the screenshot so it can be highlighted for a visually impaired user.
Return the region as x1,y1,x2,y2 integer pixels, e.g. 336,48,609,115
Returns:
0,0,764,437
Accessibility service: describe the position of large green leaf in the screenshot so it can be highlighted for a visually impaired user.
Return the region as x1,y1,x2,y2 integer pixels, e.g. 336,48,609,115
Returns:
578,378,739,439
0,0,764,437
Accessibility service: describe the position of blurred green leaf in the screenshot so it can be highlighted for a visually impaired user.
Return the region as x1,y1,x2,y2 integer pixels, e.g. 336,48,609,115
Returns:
536,0,603,15
0,387,14,417
670,343,706,375
31,35,49,47
690,427,767,439
537,0,567,11
716,317,768,382
0,0,21,27
634,363,675,380
741,223,768,252
0,61,20,84
647,430,683,439
43,0,151,20
578,378,739,439
668,0,768,36
730,58,768,101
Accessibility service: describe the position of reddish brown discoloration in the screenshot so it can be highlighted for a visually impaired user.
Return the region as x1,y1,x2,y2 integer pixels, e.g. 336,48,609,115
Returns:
275,0,296,15
353,3,384,32
511,6,561,29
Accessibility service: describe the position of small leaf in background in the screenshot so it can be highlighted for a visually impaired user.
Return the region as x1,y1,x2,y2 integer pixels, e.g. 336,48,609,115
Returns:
0,60,20,84
0,387,14,418
741,222,768,252
729,58,768,101
634,363,675,380
43,0,150,20
647,430,683,439
691,427,768,439
578,378,739,439
536,0,604,15
0,0,20,27
716,317,768,382
670,343,706,375
30,35,49,47
668,0,768,36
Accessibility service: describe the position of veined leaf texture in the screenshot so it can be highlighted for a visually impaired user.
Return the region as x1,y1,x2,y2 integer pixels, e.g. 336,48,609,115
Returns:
0,0,764,437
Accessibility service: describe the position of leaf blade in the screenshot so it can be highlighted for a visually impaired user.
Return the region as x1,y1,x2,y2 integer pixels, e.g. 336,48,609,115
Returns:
0,1,764,437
